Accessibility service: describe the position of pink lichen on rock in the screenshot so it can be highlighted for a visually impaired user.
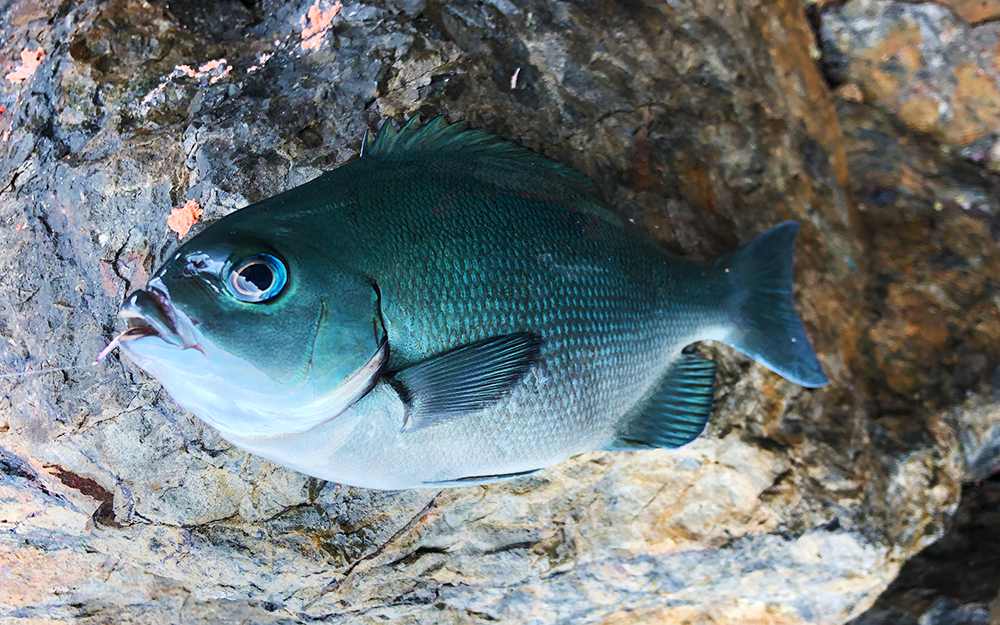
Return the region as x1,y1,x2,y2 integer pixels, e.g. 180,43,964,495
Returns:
198,59,225,72
300,1,342,51
167,199,204,239
5,47,45,84
174,59,230,82
247,52,273,73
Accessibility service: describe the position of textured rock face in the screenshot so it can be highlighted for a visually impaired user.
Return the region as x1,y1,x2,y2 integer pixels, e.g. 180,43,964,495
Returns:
822,0,1000,156
0,0,998,623
850,478,1000,625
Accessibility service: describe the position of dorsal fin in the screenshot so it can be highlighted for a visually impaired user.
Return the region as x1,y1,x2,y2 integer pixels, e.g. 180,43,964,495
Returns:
361,116,597,195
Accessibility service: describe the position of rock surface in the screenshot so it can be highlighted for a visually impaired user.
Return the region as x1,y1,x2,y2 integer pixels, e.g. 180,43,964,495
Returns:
849,476,1000,625
0,0,997,623
822,0,1000,156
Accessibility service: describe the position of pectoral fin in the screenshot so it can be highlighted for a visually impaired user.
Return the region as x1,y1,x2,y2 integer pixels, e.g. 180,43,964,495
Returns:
393,332,544,432
606,354,717,450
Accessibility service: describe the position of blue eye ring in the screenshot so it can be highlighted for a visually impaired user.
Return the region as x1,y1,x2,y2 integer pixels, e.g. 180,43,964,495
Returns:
227,254,287,303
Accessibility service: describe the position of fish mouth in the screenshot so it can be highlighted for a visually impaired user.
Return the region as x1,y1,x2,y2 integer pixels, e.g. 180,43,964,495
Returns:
119,283,199,351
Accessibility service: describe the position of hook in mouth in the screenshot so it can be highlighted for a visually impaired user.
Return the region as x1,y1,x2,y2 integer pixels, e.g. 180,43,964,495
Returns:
116,281,202,353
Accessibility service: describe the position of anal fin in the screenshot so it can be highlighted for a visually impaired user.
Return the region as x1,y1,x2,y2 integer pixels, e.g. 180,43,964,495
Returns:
607,354,717,450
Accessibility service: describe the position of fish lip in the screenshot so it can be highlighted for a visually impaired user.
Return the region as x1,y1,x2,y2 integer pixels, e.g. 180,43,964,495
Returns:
119,283,199,351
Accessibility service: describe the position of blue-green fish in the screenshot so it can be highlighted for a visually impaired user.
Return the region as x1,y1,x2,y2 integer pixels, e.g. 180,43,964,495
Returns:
117,118,828,490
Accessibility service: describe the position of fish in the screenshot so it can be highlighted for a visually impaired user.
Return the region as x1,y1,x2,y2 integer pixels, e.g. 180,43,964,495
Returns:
116,117,828,490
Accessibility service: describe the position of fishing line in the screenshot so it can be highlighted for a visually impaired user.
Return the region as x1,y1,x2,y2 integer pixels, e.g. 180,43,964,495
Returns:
0,332,132,380
0,362,101,379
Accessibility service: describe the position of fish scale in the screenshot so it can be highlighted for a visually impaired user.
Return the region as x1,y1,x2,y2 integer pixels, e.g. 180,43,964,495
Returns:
296,177,670,481
117,118,828,489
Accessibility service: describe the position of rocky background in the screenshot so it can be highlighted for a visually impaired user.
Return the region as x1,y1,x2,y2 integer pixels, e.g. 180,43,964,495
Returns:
0,0,998,623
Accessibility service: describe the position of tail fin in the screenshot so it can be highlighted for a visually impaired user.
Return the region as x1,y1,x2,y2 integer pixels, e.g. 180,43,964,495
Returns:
717,222,829,388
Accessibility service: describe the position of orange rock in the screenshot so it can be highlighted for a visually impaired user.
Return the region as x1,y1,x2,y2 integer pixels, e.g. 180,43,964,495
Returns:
4,47,45,84
300,0,342,50
953,63,1000,141
932,0,1000,24
166,199,204,239
757,0,850,186
828,2,1000,148
897,93,943,133
835,83,866,103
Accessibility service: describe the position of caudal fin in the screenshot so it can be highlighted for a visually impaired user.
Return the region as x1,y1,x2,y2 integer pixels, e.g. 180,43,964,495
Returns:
717,222,829,388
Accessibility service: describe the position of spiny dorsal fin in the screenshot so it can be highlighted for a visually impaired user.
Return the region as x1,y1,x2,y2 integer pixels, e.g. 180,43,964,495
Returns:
361,116,596,193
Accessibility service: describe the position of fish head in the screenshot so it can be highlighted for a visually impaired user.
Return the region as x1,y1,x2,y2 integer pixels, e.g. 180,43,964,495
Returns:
118,219,387,440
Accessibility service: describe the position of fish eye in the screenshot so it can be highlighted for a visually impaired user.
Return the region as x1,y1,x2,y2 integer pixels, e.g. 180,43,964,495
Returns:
227,254,287,303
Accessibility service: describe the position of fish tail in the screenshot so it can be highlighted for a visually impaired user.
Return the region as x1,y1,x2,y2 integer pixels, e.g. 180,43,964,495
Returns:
716,221,829,387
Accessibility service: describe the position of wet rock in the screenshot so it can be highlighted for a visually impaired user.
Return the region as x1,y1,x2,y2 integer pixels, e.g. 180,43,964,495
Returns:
0,0,997,623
